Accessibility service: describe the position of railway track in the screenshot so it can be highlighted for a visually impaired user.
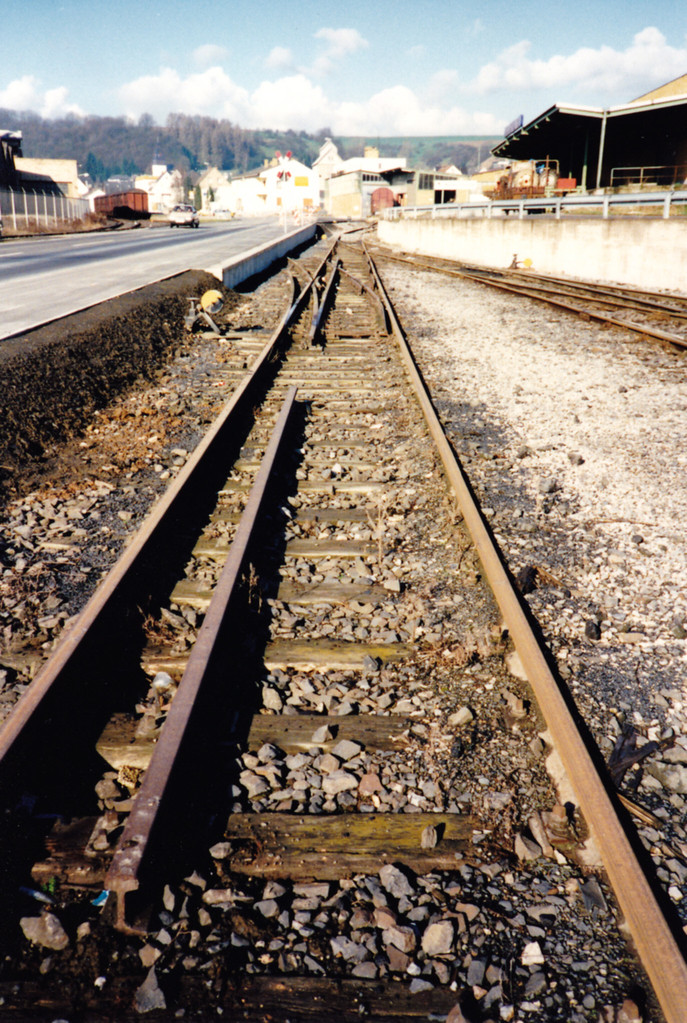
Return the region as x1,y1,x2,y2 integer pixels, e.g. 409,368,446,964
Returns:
0,232,685,1021
376,251,687,351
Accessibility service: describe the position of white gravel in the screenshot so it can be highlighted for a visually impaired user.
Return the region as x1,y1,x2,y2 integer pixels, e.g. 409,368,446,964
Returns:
379,251,687,922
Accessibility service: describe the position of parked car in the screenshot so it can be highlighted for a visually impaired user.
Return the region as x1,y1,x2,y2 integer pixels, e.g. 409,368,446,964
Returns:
168,204,199,228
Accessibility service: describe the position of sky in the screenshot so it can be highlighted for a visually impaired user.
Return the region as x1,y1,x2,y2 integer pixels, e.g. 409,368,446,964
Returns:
3,0,687,137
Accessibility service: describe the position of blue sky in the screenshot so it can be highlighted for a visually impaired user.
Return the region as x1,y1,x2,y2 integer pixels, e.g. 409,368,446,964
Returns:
3,0,687,136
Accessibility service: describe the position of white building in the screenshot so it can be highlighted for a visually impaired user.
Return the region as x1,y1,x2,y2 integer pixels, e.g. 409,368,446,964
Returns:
134,167,184,213
210,156,320,217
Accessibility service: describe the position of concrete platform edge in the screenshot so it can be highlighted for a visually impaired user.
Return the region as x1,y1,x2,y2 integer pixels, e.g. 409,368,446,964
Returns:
206,223,318,289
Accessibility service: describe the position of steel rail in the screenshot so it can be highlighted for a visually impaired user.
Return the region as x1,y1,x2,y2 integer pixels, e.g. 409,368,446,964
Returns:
0,239,336,792
489,272,687,319
503,267,687,316
378,250,687,346
308,255,341,346
364,242,687,1023
457,268,687,350
106,385,299,932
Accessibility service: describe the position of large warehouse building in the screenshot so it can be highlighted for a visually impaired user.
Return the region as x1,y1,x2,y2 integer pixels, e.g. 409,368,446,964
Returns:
491,74,687,191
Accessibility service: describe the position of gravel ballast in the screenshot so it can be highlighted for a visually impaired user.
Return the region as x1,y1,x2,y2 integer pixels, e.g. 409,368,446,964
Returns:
0,235,678,1020
376,246,687,931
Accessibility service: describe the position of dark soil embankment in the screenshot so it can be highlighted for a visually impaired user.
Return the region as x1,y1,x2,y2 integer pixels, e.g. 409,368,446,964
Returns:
0,270,233,495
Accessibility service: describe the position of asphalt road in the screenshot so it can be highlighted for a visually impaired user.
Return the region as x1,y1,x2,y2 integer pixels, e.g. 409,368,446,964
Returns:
0,216,286,340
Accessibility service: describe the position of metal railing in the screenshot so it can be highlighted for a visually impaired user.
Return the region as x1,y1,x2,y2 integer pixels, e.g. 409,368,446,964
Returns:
610,165,687,189
380,189,687,222
0,187,90,231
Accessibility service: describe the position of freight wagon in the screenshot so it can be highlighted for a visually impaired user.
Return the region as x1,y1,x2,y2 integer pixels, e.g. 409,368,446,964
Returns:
94,190,149,219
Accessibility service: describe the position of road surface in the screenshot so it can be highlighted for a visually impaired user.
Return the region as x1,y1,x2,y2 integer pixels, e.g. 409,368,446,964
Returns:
0,217,287,340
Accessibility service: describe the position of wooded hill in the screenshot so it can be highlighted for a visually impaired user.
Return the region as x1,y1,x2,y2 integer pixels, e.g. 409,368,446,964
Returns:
0,108,498,183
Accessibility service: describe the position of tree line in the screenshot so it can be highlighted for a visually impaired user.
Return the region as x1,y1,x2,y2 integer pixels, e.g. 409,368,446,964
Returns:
0,108,491,184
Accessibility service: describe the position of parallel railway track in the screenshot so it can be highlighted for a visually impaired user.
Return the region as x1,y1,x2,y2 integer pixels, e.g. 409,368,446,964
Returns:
0,233,685,1020
375,251,687,351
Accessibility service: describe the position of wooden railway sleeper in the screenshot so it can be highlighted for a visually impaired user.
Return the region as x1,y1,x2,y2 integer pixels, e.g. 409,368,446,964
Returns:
105,388,300,933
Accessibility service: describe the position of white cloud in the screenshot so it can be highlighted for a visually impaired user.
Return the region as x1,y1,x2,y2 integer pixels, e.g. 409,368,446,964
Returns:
333,85,500,136
314,27,368,59
251,74,332,130
119,66,251,123
265,46,294,72
0,75,42,110
116,62,501,135
306,27,369,77
41,86,85,118
0,75,84,117
193,44,229,68
468,27,687,101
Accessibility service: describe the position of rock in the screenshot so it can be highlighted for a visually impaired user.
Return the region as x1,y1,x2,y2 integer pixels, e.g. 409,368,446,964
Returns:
20,913,69,951
645,761,687,793
528,813,554,857
311,724,333,744
262,686,283,712
318,753,341,773
525,971,547,997
322,770,358,795
421,920,454,955
578,877,608,914
514,833,542,861
257,743,282,762
209,841,232,859
421,825,438,849
505,651,527,681
466,958,486,986
352,962,378,979
617,999,643,1023
255,899,280,918
240,771,271,799
584,621,601,641
263,881,287,899
362,655,381,671
373,906,398,928
382,925,416,953
448,706,474,727
331,739,363,760
134,967,166,1013
446,1003,480,1023
379,863,415,897
385,945,411,971
139,944,161,967
359,772,382,795
330,936,368,962
521,941,544,966
409,978,434,993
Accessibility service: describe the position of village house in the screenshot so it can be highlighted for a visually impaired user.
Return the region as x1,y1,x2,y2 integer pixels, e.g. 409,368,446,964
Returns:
134,163,184,213
204,155,319,217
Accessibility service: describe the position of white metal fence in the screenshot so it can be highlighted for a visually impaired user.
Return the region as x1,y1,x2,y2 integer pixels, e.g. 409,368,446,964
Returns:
381,189,687,222
0,187,90,231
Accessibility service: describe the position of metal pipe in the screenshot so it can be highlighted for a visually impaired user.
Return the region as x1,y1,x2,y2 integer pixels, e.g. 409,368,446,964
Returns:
595,110,608,190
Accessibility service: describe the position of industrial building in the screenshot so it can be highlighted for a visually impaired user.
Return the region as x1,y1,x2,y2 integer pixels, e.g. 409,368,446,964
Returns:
492,73,687,192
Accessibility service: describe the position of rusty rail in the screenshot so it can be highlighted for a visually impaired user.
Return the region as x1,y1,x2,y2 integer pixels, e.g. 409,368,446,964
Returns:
366,242,687,1023
106,386,299,931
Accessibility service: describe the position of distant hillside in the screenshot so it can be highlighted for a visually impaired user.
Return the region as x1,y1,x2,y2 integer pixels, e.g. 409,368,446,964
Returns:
337,137,499,174
0,108,498,183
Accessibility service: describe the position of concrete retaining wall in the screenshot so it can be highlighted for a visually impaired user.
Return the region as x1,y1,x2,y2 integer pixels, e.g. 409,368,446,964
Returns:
208,223,318,289
377,215,687,291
